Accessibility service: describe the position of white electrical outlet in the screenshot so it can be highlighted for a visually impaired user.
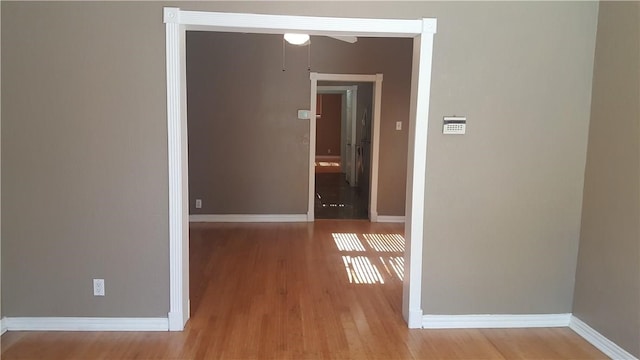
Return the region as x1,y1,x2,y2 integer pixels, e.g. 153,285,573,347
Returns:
93,279,105,296
195,199,202,209
396,121,402,130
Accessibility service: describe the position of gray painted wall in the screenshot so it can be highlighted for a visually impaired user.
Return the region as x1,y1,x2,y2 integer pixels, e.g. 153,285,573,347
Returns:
420,2,598,314
573,2,640,357
2,2,169,317
1,1,599,321
186,32,412,215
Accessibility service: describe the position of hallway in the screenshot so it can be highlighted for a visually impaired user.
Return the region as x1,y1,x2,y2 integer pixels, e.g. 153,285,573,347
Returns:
315,173,368,220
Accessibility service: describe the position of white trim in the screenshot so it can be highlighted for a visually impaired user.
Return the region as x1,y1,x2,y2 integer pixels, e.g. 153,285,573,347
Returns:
308,73,318,221
189,214,307,223
376,216,406,223
177,11,425,37
314,73,379,82
316,85,358,93
1,318,7,335
165,8,189,332
408,309,424,329
402,23,436,329
164,7,437,331
570,316,638,360
3,317,169,332
369,73,383,222
422,314,572,329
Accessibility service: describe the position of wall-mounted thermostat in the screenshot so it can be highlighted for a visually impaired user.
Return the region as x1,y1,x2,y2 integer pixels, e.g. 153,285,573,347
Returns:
443,116,466,135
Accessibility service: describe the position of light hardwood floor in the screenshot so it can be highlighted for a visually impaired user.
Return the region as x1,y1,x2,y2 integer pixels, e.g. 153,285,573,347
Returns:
1,221,606,359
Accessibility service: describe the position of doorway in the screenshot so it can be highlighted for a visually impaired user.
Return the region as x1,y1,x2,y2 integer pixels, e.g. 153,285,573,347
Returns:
164,8,437,331
314,83,373,220
308,73,383,222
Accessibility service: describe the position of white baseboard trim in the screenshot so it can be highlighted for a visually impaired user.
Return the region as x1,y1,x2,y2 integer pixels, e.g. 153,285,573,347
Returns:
189,214,308,223
407,308,424,329
422,313,571,329
168,309,188,331
569,315,637,360
1,317,7,335
3,317,169,332
376,216,405,223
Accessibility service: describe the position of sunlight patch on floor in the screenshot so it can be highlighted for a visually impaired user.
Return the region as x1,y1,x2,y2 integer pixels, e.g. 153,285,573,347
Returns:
333,233,405,284
332,233,366,251
363,233,405,252
342,256,385,284
387,256,405,281
315,161,341,167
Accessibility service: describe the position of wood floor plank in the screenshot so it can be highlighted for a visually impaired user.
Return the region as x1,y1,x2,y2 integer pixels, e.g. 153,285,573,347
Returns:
482,327,608,360
1,220,607,359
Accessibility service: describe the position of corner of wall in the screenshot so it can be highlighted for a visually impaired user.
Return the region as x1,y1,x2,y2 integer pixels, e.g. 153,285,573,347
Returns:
571,2,640,358
570,316,639,360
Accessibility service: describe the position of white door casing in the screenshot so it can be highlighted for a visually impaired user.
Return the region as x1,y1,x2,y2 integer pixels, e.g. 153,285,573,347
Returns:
310,74,381,222
164,8,437,331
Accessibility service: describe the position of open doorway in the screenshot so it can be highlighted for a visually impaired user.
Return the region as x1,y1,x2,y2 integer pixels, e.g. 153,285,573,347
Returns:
308,74,383,222
165,8,437,331
314,82,373,220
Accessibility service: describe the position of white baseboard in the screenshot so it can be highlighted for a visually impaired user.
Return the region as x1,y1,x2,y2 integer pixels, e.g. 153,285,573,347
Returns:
376,216,405,223
189,214,308,223
569,316,638,360
3,317,168,332
168,309,188,331
1,317,7,335
422,313,571,329
407,308,424,329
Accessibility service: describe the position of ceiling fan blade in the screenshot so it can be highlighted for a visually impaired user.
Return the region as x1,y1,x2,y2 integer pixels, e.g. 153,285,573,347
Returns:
326,35,358,44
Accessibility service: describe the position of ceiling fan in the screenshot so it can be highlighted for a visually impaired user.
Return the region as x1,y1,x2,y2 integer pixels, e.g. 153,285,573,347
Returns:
326,35,358,44
284,33,358,45
281,33,357,71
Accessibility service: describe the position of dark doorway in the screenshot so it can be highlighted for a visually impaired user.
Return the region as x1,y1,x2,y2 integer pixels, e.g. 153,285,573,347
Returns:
315,85,373,220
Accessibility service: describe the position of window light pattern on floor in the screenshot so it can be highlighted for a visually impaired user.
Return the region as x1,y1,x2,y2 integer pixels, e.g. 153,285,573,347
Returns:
315,161,341,167
333,233,405,284
342,256,385,284
386,256,405,280
364,233,405,252
332,233,366,251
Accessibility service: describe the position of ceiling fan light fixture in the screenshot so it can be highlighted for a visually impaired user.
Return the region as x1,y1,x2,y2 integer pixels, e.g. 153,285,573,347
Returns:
284,33,310,46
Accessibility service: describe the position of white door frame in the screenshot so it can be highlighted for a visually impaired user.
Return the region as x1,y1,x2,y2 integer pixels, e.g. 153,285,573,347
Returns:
164,8,437,331
316,85,358,186
310,74,382,222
